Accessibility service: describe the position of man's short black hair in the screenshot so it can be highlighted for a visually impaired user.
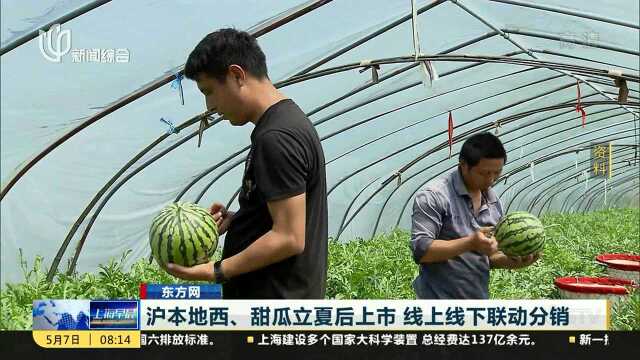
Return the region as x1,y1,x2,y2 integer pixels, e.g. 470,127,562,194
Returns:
185,28,268,81
459,132,507,168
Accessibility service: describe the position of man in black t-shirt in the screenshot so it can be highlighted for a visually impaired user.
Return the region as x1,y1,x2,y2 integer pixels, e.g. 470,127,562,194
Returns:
165,28,328,299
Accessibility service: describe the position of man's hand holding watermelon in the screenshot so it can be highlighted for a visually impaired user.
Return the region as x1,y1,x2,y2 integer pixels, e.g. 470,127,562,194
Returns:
473,226,540,269
164,201,234,282
469,226,498,256
166,259,215,281
209,202,234,235
489,251,540,269
489,211,545,269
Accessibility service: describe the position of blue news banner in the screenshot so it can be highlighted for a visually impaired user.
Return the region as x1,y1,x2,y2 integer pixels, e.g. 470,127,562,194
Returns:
32,299,139,331
139,283,222,300
32,284,220,331
27,284,634,358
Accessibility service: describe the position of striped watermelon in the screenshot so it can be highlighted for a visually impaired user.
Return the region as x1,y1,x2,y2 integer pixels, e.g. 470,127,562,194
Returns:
494,211,545,257
149,202,219,270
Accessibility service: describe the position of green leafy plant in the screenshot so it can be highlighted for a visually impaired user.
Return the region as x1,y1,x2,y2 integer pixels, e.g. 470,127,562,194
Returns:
2,208,638,330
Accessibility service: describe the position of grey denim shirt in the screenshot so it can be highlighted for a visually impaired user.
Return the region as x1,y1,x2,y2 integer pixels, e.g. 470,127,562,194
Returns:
410,168,504,299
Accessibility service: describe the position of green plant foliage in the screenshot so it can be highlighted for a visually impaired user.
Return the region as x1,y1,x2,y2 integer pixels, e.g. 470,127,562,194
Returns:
2,209,638,330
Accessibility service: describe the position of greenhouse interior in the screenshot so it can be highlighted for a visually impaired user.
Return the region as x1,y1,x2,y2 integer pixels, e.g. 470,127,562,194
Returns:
1,0,638,330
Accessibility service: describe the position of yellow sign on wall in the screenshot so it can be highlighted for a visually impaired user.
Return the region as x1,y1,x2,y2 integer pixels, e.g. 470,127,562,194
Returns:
590,142,613,178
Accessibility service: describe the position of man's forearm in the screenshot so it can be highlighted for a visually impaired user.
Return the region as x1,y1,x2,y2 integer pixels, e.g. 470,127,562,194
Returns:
419,236,473,263
220,229,301,279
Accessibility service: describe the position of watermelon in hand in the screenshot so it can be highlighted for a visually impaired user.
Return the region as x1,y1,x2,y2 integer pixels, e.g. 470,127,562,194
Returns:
149,202,219,270
494,211,545,257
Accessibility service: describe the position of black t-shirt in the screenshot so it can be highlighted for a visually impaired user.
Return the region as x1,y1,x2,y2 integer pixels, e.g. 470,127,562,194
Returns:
221,99,328,299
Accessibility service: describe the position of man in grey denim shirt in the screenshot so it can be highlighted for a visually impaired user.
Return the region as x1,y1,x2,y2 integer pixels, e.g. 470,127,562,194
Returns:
410,133,539,299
